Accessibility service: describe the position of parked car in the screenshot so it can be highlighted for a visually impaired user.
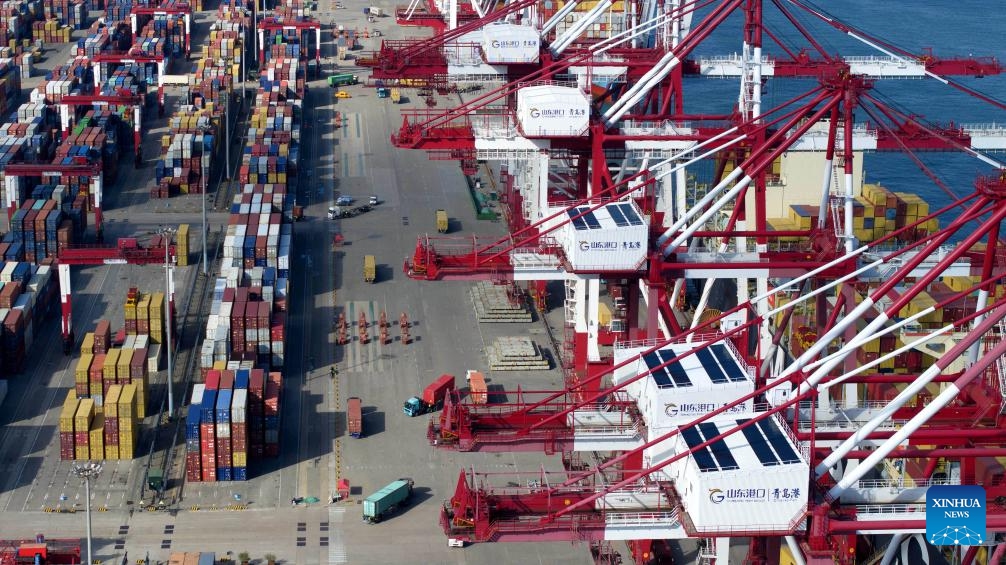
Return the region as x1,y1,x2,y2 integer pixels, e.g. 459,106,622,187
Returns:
336,196,354,206
369,195,379,205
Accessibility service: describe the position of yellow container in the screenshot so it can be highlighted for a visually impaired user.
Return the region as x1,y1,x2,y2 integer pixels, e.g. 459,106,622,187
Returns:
117,348,132,383
59,391,79,432
105,445,119,460
75,354,93,383
75,443,90,461
89,414,105,460
213,360,227,370
74,398,94,432
103,348,120,382
105,385,121,418
233,451,247,468
137,293,151,324
118,383,137,420
80,333,95,354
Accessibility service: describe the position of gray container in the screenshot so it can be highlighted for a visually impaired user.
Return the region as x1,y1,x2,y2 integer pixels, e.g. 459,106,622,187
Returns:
363,479,414,523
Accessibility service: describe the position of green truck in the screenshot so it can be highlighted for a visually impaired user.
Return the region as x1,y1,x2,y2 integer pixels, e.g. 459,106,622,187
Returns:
328,72,359,87
363,478,414,523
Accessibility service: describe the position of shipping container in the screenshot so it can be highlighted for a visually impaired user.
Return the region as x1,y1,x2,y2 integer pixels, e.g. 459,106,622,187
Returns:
347,396,362,438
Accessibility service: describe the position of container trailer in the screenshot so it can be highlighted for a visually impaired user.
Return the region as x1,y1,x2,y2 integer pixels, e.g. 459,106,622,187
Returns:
347,396,362,438
363,255,376,283
403,373,455,416
390,88,401,104
362,478,413,523
436,209,449,233
466,370,487,405
328,72,359,87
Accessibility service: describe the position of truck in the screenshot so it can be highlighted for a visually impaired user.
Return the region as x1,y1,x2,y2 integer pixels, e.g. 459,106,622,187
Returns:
363,478,414,523
390,88,401,104
328,72,359,87
364,255,376,283
466,370,487,405
376,87,390,98
403,373,456,416
436,209,449,233
347,397,363,438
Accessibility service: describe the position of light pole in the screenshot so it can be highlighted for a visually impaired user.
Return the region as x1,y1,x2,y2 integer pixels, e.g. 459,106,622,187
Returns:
202,157,209,276
162,227,176,418
72,462,103,565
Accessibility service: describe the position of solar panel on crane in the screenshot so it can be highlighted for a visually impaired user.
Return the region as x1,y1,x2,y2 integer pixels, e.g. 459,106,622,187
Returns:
607,204,629,227
681,426,719,472
698,422,739,471
757,418,802,464
710,344,747,382
736,418,780,466
695,348,729,384
618,203,643,225
566,208,589,231
657,349,692,387
642,352,673,387
579,207,602,229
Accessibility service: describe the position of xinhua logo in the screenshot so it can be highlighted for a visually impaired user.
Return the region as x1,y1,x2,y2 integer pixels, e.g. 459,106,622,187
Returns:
926,485,986,546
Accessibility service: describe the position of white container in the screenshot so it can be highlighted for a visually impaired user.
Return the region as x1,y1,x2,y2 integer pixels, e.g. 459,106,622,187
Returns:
556,202,648,271
135,334,149,350
515,85,589,137
148,343,162,373
191,383,206,406
482,24,539,64
231,388,247,423
216,421,231,438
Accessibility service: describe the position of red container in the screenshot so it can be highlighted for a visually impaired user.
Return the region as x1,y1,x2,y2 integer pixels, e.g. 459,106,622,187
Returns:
75,382,90,397
90,353,106,383
257,301,270,328
104,416,119,445
220,370,235,391
186,451,202,482
205,369,221,390
59,431,75,460
74,431,89,448
130,348,148,380
264,382,280,416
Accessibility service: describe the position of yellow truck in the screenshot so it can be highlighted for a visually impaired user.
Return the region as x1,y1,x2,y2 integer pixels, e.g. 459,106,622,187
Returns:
390,88,401,104
436,209,449,233
364,255,376,283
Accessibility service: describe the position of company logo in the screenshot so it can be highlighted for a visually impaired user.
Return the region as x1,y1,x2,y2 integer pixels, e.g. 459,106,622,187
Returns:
708,488,771,504
491,39,521,49
577,241,641,253
664,402,748,417
528,107,588,119
926,485,986,546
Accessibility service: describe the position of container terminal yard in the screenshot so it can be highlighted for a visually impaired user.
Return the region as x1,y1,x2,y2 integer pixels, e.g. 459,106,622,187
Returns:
0,0,1005,564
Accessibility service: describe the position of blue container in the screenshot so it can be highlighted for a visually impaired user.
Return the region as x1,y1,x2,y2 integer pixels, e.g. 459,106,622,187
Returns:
233,467,248,481
216,389,233,423
218,467,232,481
201,389,217,424
235,369,250,389
185,408,200,439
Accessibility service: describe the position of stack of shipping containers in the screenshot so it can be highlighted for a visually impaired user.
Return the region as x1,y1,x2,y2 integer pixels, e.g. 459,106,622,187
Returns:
0,262,55,374
186,1,302,481
59,383,137,460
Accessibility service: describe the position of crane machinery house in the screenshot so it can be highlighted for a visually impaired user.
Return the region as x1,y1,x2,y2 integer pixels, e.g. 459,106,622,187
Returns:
482,24,540,64
553,202,649,271
612,340,756,433
652,415,810,533
516,85,590,137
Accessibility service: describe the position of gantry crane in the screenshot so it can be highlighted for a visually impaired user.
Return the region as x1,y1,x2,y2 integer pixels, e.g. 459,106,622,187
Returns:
4,162,106,241
58,93,146,165
256,17,322,70
56,235,177,353
129,5,193,58
387,0,1006,562
88,51,169,117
